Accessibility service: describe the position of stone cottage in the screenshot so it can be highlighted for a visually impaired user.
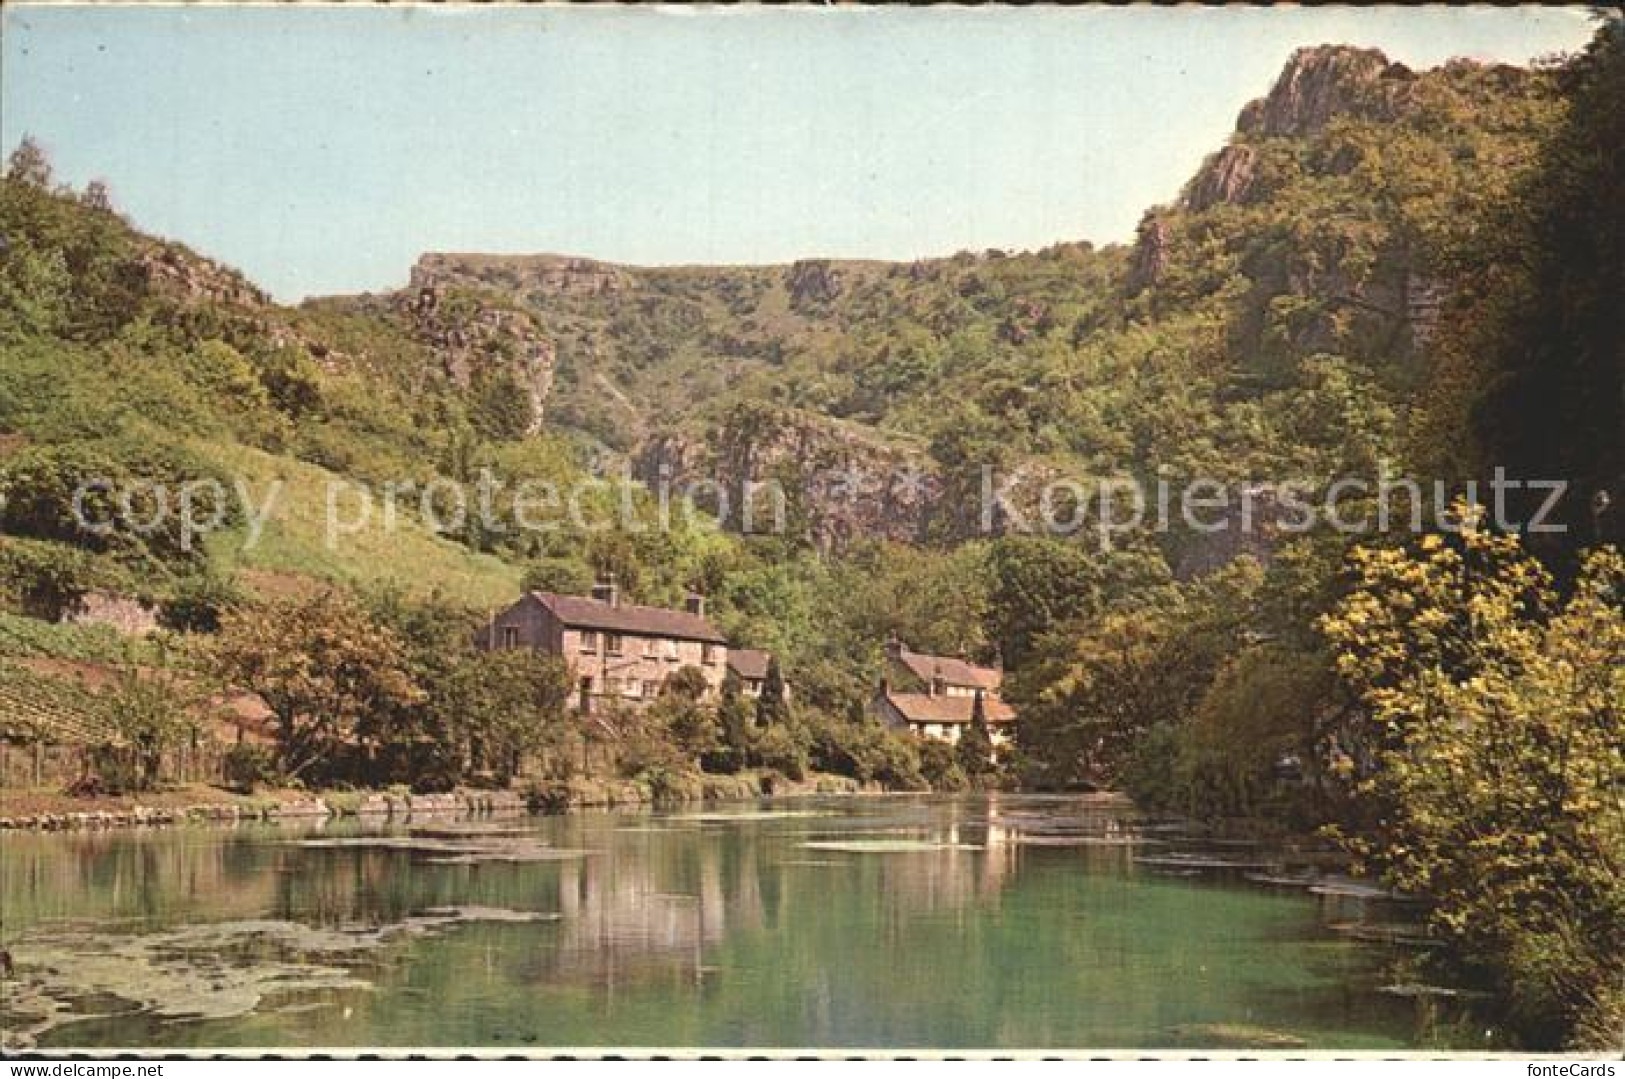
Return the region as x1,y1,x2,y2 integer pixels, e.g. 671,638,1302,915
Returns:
481,579,728,712
872,639,1015,746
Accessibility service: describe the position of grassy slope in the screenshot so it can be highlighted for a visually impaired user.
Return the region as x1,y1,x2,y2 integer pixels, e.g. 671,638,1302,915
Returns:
201,440,521,609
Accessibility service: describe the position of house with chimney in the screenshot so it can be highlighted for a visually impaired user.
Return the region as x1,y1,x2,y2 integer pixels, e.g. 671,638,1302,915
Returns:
871,638,1015,746
482,578,728,712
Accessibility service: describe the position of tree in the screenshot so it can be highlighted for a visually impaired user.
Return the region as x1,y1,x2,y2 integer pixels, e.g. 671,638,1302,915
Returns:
1321,521,1624,1049
655,693,721,770
212,591,423,780
522,556,594,595
1013,559,1261,789
984,536,1102,670
755,655,789,727
1465,19,1625,549
662,664,710,702
714,669,755,772
956,689,996,784
444,648,573,783
83,669,202,794
6,136,52,188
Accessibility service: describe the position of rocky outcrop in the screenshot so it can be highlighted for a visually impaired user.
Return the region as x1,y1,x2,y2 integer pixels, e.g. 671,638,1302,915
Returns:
410,253,629,298
1184,144,1260,212
397,284,555,434
635,404,942,550
1237,45,1414,139
785,259,844,311
138,243,267,307
1127,215,1172,295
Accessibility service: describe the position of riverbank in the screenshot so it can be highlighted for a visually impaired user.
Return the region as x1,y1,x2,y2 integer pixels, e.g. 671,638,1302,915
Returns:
0,770,867,830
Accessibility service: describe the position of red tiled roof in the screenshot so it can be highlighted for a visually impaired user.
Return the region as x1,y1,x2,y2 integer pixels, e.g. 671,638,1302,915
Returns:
530,592,727,644
727,648,772,681
881,691,1016,725
894,646,1002,692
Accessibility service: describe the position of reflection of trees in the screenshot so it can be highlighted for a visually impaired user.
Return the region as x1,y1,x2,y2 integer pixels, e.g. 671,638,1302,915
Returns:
7,799,1447,1049
2,826,288,932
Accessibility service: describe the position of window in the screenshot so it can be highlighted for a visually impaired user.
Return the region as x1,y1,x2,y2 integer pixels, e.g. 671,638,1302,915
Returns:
500,626,519,649
605,633,624,656
580,630,598,652
701,643,718,665
643,637,659,657
643,680,661,698
603,676,621,696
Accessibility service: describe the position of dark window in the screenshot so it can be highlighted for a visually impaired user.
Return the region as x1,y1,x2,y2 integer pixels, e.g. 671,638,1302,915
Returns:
606,633,624,655
701,643,718,665
501,626,519,649
580,630,598,652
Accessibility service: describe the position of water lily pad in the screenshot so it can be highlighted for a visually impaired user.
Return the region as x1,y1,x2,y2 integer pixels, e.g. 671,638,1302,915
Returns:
667,810,832,822
802,839,982,853
1380,983,1458,998
1135,854,1276,870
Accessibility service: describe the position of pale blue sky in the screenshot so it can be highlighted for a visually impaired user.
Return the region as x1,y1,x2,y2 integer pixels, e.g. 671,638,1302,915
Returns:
1,4,1597,301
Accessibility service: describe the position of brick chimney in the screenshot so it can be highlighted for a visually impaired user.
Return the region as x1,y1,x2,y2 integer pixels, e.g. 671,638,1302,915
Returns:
884,635,904,662
591,574,619,607
684,592,706,617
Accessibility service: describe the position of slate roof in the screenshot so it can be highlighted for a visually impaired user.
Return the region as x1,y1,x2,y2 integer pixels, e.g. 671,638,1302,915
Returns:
727,648,772,681
529,592,727,644
893,646,1002,692
880,691,1016,726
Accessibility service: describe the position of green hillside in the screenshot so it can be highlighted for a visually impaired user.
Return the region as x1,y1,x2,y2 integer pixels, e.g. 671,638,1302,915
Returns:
1,26,1621,1048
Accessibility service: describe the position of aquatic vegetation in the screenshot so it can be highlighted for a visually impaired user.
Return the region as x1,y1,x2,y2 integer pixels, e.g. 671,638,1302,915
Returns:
666,810,832,822
294,835,593,864
802,839,983,854
1,907,559,1049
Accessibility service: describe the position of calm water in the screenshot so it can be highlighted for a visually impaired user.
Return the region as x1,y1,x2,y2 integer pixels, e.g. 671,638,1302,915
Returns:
0,795,1484,1051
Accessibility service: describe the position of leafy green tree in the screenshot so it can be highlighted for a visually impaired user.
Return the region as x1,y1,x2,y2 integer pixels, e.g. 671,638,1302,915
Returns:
522,556,595,595
754,654,789,727
159,570,244,634
712,669,756,773
985,536,1101,669
212,591,424,780
1321,523,1624,1049
956,690,996,785
6,136,53,188
1466,19,1624,548
83,668,202,794
443,648,573,784
662,664,710,702
0,536,97,620
1013,558,1261,788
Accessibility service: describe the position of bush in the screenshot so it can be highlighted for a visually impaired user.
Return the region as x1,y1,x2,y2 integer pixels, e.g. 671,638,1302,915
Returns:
754,722,809,781
917,739,968,792
0,536,99,619
159,571,244,633
222,742,278,793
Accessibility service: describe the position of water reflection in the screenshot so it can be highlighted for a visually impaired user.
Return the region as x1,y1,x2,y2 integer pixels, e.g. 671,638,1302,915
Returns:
0,796,1482,1050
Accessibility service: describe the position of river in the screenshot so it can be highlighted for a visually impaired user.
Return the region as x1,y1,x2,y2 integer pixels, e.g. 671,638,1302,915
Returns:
0,794,1487,1051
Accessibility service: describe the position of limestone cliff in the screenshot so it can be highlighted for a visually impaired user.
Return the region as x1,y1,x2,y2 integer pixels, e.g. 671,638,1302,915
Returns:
1236,45,1414,139
395,282,555,434
635,404,943,550
410,253,629,299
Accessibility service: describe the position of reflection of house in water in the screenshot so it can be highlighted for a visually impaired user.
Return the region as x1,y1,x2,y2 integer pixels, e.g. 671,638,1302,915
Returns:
514,803,1025,993
536,834,768,989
